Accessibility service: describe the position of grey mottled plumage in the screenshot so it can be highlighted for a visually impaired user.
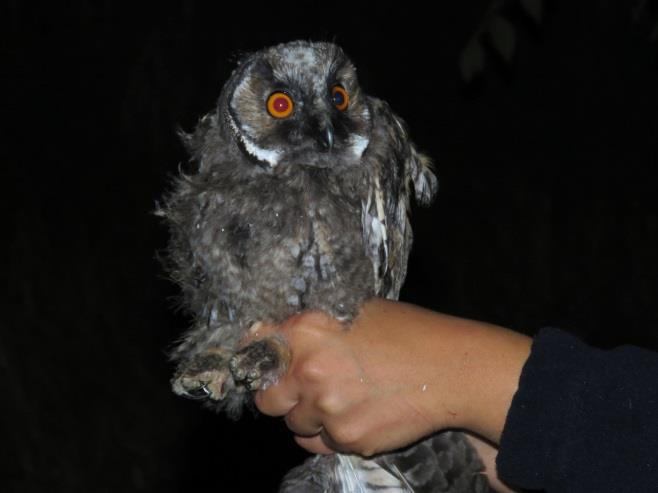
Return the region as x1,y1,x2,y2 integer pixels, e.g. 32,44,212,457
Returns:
159,41,490,492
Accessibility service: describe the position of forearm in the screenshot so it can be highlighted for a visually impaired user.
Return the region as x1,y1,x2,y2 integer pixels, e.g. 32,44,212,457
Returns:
349,300,532,444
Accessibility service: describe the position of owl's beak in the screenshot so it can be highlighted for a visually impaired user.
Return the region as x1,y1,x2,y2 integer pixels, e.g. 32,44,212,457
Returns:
316,124,334,152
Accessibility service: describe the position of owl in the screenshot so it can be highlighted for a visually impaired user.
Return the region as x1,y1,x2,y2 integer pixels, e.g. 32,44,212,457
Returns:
159,41,490,492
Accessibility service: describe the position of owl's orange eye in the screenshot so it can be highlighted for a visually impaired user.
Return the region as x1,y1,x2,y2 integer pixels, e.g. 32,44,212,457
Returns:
331,85,349,111
266,92,294,118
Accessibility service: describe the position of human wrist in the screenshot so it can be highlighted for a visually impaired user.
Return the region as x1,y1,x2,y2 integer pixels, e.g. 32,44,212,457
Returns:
375,305,533,444
455,323,532,443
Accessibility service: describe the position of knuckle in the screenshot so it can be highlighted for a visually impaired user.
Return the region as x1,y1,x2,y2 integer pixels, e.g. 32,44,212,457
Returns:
297,358,327,383
329,424,363,447
316,393,342,415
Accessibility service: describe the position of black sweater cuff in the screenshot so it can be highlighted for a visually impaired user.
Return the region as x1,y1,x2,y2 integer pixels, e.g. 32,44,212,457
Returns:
496,327,658,492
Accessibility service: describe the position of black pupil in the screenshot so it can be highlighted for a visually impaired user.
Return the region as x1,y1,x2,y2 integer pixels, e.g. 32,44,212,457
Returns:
332,89,344,106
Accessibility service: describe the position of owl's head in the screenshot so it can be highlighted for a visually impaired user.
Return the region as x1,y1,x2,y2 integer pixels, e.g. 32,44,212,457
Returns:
219,41,372,169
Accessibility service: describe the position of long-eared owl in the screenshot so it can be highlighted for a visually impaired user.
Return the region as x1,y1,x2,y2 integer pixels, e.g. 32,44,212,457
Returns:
159,40,489,492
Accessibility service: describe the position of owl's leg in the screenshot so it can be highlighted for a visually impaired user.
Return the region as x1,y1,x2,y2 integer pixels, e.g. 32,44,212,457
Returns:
229,336,290,391
171,347,235,401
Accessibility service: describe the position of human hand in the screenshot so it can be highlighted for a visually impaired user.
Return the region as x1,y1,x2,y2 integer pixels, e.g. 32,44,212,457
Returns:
254,299,531,457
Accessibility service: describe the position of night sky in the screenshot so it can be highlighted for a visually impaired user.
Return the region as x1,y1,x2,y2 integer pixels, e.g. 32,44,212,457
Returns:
4,1,658,491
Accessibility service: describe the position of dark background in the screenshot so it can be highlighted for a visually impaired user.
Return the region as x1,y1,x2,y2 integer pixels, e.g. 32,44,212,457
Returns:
3,1,658,491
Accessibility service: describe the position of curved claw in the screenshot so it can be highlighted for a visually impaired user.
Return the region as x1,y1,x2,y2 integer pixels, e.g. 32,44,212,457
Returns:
181,384,211,400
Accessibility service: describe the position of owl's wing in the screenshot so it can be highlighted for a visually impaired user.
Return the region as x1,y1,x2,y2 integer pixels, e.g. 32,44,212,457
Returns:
361,98,438,299
376,432,492,492
279,433,490,493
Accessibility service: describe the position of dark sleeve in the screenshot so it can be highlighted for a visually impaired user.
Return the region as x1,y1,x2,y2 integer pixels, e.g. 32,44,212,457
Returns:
496,328,658,493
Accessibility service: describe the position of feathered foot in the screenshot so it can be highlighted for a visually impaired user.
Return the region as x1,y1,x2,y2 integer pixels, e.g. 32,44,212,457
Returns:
172,348,234,400
172,335,290,402
230,336,290,391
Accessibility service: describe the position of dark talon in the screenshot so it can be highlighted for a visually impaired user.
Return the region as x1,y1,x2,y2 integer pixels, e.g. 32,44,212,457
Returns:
247,378,261,391
182,384,211,400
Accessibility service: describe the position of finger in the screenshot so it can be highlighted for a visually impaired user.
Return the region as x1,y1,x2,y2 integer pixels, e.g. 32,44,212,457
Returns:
284,399,324,437
294,435,336,455
238,321,279,347
278,311,344,344
318,427,357,455
254,385,299,417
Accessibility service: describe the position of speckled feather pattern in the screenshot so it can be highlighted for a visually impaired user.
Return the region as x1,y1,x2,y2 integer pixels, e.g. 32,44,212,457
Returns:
160,41,488,492
280,432,490,493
